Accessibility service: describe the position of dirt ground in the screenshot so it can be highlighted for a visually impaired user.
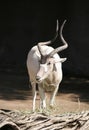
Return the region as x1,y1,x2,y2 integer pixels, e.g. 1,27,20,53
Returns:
0,71,89,115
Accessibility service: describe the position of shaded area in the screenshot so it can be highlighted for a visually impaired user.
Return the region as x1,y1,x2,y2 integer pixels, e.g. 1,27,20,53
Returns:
0,72,31,100
60,76,89,103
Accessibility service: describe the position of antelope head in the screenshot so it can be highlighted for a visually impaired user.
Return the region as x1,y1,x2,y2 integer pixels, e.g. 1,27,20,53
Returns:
36,20,68,83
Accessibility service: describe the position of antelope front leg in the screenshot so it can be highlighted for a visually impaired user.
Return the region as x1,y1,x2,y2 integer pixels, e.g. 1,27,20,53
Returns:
38,83,46,110
50,85,59,107
31,82,36,112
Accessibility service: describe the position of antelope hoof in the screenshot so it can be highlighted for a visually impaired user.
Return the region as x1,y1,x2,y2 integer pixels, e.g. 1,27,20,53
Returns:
49,104,54,109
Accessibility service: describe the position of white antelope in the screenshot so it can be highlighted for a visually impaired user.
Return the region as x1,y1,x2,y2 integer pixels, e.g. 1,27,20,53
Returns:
27,20,68,111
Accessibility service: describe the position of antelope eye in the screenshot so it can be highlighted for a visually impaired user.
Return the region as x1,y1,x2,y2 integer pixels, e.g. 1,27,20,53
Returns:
47,62,51,65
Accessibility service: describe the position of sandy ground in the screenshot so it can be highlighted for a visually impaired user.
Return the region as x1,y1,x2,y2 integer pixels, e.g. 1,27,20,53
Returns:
0,72,89,114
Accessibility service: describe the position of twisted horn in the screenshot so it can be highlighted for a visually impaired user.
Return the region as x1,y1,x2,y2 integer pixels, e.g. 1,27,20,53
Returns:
49,20,68,57
37,20,59,56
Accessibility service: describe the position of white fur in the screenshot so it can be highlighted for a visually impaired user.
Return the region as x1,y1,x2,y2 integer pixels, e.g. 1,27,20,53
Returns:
27,45,63,111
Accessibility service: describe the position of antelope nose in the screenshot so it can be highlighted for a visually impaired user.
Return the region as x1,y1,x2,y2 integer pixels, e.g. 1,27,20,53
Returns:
36,76,40,81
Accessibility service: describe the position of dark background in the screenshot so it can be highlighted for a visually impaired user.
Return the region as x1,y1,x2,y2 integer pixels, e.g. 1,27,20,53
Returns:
0,1,89,77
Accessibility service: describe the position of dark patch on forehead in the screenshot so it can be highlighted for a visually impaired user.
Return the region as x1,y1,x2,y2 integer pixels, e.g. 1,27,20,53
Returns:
40,55,48,64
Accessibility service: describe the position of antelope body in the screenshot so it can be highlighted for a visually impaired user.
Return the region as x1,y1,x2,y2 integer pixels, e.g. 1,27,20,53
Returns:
27,20,68,111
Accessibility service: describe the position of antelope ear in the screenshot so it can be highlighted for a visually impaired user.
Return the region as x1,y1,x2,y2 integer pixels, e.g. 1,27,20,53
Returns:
59,58,67,63
53,58,67,64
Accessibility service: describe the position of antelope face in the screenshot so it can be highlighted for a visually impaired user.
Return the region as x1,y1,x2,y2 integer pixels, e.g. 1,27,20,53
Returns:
36,56,54,83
